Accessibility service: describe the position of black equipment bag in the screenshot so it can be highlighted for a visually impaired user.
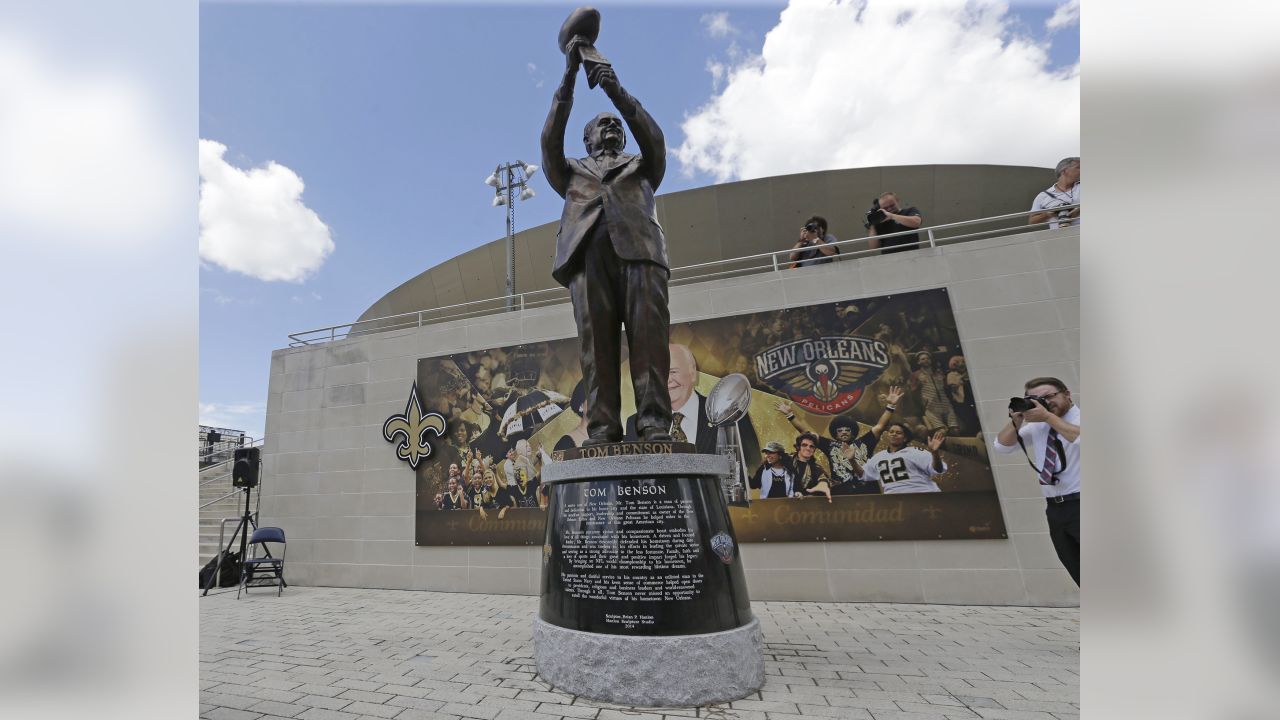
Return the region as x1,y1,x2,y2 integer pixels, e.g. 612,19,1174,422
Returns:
199,550,242,589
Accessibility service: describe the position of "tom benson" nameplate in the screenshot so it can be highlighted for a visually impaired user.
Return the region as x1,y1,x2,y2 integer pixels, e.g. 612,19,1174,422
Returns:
552,441,697,462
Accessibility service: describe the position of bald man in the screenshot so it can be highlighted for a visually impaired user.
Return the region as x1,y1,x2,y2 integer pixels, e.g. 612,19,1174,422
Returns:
626,344,760,464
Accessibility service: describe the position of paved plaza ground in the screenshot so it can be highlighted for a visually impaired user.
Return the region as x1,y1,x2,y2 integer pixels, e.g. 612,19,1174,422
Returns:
200,586,1079,720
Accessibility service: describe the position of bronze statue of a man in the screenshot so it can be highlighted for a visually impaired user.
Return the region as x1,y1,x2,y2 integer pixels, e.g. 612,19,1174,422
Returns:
541,34,672,446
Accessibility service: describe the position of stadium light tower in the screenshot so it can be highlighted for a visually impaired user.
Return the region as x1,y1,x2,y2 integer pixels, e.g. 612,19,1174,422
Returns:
484,161,538,310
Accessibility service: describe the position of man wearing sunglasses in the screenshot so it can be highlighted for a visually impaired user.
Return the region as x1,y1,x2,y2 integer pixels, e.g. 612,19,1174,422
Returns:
993,377,1081,586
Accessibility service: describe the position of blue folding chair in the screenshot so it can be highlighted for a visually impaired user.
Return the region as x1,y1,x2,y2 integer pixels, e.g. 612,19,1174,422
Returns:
238,526,286,598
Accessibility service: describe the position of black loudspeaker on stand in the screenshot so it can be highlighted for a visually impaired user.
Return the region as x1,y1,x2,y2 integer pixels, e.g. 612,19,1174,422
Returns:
232,447,260,488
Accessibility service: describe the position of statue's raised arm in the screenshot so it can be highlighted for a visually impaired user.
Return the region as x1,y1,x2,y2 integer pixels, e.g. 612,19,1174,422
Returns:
540,36,583,199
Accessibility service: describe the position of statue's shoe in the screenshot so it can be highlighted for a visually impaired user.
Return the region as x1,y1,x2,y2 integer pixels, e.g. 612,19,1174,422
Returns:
581,434,620,447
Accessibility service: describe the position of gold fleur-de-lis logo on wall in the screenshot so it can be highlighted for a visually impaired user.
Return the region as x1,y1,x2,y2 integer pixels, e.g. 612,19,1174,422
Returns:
382,382,446,469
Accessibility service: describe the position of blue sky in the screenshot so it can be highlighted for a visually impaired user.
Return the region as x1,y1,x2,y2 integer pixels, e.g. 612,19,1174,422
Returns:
199,0,1080,438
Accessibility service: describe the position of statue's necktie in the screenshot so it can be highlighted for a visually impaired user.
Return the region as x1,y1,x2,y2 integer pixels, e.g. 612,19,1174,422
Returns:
670,412,688,443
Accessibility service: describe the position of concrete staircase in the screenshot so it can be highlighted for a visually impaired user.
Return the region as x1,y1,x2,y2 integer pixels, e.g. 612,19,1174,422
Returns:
199,460,250,568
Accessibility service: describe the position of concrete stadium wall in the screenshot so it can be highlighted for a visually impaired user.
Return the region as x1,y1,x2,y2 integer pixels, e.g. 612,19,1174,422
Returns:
263,226,1080,606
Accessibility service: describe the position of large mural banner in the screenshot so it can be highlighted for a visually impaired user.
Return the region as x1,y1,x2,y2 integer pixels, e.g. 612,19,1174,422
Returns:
399,288,1006,545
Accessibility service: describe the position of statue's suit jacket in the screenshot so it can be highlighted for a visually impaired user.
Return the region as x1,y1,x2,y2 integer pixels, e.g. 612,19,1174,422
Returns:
541,83,668,287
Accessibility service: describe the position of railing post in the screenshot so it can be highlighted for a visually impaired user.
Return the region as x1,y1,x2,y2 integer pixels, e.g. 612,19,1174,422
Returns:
330,327,335,343
520,294,526,312
927,228,936,248
771,252,779,273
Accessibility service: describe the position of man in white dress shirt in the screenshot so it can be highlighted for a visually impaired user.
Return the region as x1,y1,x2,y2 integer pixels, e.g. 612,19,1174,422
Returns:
993,377,1081,586
1029,157,1081,229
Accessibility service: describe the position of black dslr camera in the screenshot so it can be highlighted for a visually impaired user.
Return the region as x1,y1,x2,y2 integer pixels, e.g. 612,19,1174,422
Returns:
799,221,820,247
1008,396,1047,413
865,198,886,227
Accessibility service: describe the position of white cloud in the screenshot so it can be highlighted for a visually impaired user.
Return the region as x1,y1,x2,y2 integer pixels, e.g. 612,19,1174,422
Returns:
0,33,183,246
702,12,739,39
201,287,256,306
199,139,334,282
1046,0,1080,33
527,61,545,88
675,0,1080,183
706,58,728,91
199,402,266,438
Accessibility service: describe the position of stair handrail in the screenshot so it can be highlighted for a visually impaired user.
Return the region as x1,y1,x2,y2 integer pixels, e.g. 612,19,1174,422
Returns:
200,489,242,510
199,435,262,462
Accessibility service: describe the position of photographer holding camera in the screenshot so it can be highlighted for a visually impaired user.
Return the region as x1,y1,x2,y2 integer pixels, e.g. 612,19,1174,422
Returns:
993,377,1081,586
788,215,839,269
1028,157,1080,229
865,191,924,254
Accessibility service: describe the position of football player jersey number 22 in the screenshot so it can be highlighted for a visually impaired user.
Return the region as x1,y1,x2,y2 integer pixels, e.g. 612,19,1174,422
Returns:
877,457,909,484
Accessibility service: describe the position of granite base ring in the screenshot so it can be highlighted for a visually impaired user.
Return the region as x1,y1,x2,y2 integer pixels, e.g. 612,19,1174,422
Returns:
532,616,764,707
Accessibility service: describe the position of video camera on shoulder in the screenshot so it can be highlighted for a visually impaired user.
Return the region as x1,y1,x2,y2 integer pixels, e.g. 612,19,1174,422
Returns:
865,198,886,227
1008,395,1047,413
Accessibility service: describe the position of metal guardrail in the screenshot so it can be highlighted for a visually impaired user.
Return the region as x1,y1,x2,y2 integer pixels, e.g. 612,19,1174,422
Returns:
288,206,1079,347
200,435,261,461
200,436,262,463
200,471,231,489
200,489,241,509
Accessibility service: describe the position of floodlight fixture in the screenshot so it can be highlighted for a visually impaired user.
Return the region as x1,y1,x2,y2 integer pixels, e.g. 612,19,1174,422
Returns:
486,159,541,311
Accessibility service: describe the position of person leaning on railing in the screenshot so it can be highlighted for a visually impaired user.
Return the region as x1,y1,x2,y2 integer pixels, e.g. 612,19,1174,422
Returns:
866,192,924,254
788,215,840,269
1029,156,1080,229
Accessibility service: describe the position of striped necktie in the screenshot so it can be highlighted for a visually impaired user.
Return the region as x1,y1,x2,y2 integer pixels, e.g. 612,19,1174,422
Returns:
1040,428,1060,485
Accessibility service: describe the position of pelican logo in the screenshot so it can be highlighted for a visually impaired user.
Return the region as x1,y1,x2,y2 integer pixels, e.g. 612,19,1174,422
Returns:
710,531,735,565
382,382,446,469
754,336,890,415
807,359,840,402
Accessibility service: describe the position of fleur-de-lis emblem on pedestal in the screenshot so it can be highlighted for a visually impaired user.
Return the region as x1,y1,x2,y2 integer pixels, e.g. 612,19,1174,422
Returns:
382,382,446,469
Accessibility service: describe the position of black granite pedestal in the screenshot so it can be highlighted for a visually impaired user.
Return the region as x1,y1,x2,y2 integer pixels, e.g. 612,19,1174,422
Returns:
532,443,764,706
